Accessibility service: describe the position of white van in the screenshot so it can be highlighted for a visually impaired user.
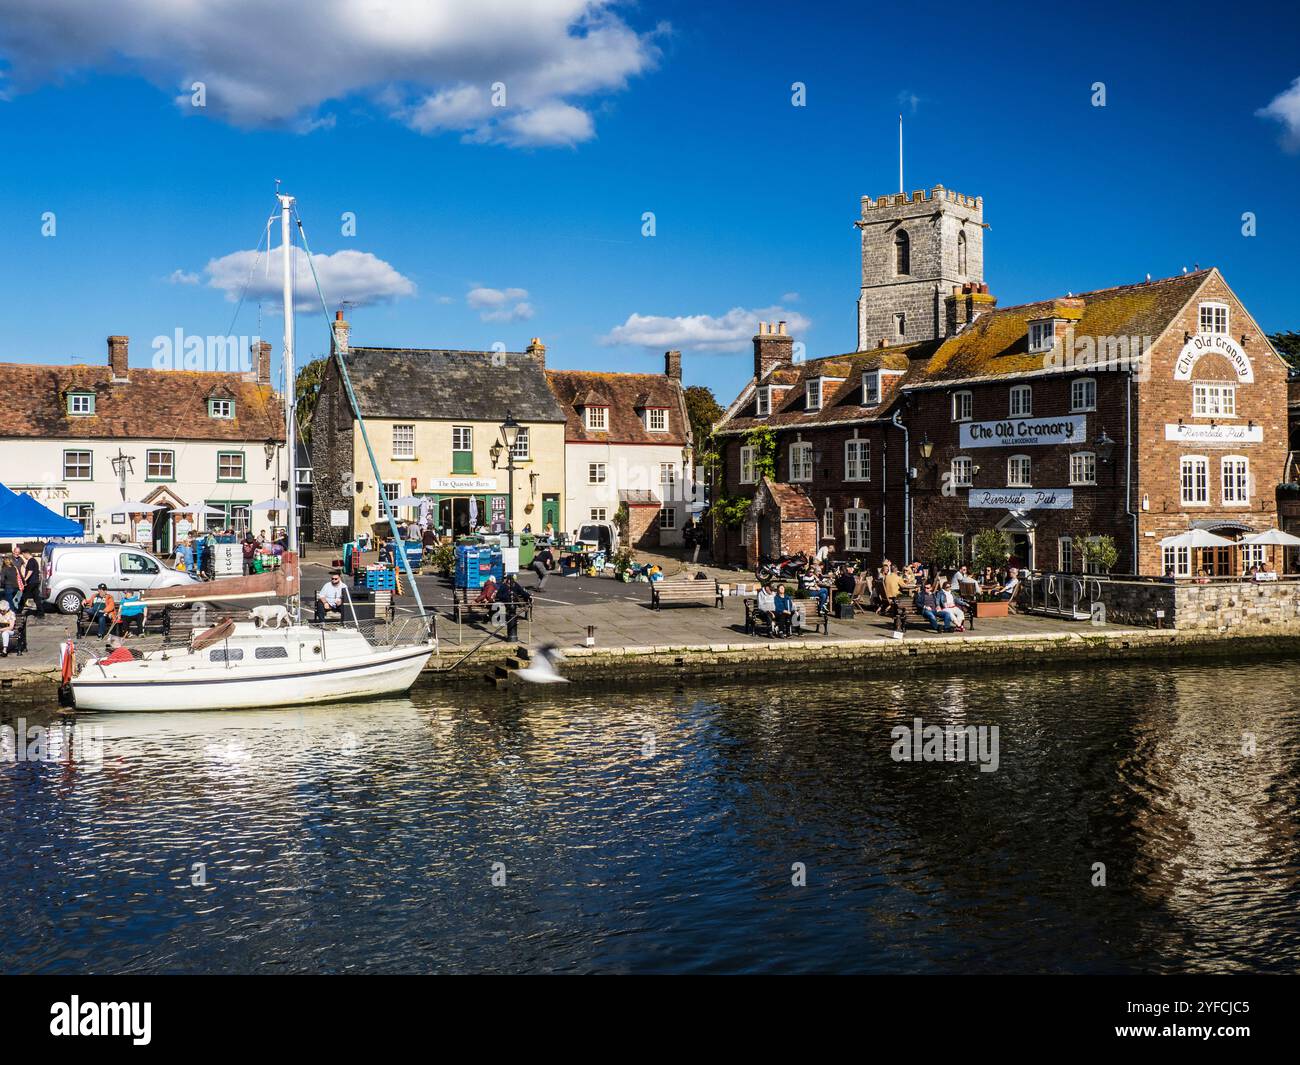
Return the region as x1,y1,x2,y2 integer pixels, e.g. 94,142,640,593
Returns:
42,543,200,615
575,521,620,555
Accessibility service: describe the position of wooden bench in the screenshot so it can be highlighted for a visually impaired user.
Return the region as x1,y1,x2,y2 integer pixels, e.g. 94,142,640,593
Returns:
650,579,724,610
744,597,829,636
453,597,532,627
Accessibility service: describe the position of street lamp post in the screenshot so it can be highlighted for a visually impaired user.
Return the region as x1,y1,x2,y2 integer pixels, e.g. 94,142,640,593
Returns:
497,410,521,547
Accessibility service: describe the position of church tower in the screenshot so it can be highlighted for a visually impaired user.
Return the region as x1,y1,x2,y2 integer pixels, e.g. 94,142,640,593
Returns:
855,184,985,349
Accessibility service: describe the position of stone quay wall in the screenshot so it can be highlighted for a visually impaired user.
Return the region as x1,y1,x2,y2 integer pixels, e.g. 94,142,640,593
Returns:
1093,578,1300,631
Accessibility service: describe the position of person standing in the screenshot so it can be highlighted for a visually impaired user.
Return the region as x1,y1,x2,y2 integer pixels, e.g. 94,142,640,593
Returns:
0,554,20,610
18,549,42,615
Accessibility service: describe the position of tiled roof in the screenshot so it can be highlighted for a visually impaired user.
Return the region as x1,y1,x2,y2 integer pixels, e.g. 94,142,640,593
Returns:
764,480,817,521
718,270,1213,433
618,489,661,505
343,347,565,423
546,369,688,444
0,362,284,441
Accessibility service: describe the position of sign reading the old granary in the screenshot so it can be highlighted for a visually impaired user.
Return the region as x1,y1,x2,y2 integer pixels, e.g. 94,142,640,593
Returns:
1173,333,1253,383
958,415,1087,449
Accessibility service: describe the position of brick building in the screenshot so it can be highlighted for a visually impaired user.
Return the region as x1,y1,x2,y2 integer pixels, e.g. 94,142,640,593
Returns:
713,184,1293,577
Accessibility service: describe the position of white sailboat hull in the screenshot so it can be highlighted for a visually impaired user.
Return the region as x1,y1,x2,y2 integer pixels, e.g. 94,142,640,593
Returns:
71,624,434,713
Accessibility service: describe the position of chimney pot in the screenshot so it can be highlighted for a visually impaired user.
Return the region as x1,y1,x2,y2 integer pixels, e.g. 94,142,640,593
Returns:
526,336,546,368
664,349,682,381
331,314,350,356
753,321,794,380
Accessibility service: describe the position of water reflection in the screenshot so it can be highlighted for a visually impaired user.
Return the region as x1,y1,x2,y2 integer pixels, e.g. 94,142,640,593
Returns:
1,660,1297,973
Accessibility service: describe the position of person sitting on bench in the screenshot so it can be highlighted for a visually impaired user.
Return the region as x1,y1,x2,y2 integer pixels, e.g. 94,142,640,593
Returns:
82,584,120,638
773,584,795,638
754,585,777,634
996,567,1021,607
314,570,350,624
474,576,498,605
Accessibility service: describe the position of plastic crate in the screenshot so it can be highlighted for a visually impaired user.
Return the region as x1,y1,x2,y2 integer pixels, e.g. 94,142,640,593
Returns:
364,567,397,591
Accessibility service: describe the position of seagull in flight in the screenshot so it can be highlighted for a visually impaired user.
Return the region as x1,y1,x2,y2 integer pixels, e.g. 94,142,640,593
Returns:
515,644,569,684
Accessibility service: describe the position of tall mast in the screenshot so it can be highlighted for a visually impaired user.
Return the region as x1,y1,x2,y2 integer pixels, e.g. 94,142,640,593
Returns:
278,191,298,557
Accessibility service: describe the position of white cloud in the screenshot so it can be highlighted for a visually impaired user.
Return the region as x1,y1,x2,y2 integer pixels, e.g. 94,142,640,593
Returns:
603,305,812,354
0,1,663,148
167,269,200,285
202,245,416,312
780,291,800,303
1257,76,1300,151
467,285,533,321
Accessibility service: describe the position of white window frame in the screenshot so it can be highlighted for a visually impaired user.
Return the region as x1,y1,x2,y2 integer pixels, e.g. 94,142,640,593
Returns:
822,506,834,540
146,449,174,480
392,423,416,459
63,449,92,481
739,446,756,484
1028,321,1055,354
1069,451,1097,486
755,388,770,417
452,426,473,452
1007,454,1031,488
584,406,608,431
845,439,870,482
1181,455,1209,505
789,442,812,483
1070,377,1096,413
590,508,607,522
208,398,235,420
862,371,880,406
645,407,668,432
1009,384,1033,417
588,462,607,485
1058,536,1074,573
951,455,973,487
658,506,677,530
1199,301,1229,335
1192,382,1236,417
217,451,245,482
806,378,822,411
380,481,402,517
68,391,95,416
1163,544,1192,577
952,390,973,422
1221,455,1249,506
845,508,870,552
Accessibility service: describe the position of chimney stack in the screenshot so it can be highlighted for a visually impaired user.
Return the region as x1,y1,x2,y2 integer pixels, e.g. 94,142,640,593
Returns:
944,282,997,335
526,337,546,368
253,340,273,385
664,350,682,380
753,321,793,381
331,309,350,356
108,336,129,381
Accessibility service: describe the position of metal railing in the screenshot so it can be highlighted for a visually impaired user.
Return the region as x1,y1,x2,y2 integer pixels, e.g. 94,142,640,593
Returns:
1023,571,1104,620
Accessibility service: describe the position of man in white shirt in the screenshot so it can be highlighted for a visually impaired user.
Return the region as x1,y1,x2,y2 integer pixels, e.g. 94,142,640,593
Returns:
996,567,1020,603
314,570,349,624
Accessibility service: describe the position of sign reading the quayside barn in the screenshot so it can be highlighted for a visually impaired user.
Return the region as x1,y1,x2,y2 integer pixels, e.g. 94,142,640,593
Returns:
968,488,1074,510
958,414,1086,449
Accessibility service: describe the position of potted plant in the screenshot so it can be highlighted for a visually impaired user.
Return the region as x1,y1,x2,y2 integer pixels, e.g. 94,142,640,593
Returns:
1077,534,1118,577
834,591,854,619
972,591,1009,618
929,530,963,574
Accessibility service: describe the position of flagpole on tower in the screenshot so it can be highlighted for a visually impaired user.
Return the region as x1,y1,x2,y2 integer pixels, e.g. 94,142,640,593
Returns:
898,113,904,194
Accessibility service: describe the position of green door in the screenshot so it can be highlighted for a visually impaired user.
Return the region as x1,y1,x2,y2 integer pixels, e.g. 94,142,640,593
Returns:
542,494,559,533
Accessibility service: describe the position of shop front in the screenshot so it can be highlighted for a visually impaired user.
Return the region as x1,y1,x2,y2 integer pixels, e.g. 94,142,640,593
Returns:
424,477,508,536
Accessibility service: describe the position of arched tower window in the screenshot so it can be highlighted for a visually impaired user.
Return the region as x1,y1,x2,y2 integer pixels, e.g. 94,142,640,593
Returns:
957,230,967,275
894,229,910,276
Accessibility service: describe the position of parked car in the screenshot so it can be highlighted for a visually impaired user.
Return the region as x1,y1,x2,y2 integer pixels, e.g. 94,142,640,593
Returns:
575,521,620,555
42,543,200,615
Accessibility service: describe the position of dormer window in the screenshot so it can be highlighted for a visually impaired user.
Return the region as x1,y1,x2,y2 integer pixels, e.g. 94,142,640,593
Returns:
862,372,880,406
584,406,608,431
1199,301,1228,335
208,398,235,419
755,387,770,417
1028,320,1056,354
806,379,822,411
644,407,668,432
67,391,95,416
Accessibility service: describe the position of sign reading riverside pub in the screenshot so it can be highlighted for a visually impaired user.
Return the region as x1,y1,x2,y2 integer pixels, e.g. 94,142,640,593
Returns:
1164,422,1263,445
969,488,1074,510
1173,333,1253,382
958,414,1086,449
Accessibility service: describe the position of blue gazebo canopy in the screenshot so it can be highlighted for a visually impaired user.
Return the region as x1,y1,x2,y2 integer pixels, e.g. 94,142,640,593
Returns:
0,483,85,540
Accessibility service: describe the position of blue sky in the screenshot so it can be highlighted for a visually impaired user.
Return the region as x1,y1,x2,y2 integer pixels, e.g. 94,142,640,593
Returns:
1,0,1297,403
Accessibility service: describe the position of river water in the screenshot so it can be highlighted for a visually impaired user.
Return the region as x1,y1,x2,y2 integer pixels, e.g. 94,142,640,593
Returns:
2,659,1298,974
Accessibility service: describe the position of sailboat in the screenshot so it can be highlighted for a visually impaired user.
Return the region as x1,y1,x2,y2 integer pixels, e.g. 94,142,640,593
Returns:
68,192,435,713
